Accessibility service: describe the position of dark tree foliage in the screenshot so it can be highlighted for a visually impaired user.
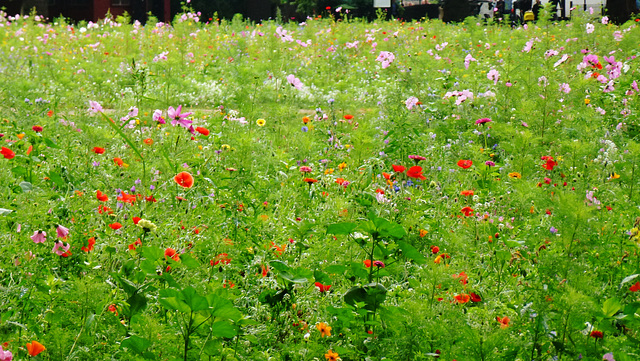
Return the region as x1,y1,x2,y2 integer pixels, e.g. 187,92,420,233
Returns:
442,0,472,22
606,0,638,24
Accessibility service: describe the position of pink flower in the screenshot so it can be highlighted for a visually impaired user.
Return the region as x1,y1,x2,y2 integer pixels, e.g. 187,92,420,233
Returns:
88,101,103,114
475,118,492,125
0,345,13,361
376,51,395,69
300,166,312,173
56,225,69,239
31,231,46,244
168,105,194,129
153,109,166,124
405,96,419,110
52,241,71,256
286,74,303,90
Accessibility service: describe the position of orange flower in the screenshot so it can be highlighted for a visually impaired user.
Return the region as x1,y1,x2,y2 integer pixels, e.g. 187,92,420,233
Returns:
419,229,428,237
92,147,105,154
27,145,33,155
303,177,318,184
109,223,122,230
460,190,474,196
497,316,510,328
302,116,310,124
454,294,470,303
164,248,180,262
17,133,25,140
117,191,137,204
343,114,353,120
113,157,124,167
461,207,474,216
316,322,332,337
195,127,210,136
26,341,45,356
82,237,96,252
325,350,339,361
174,172,194,188
96,190,109,202
457,159,473,169
143,138,153,145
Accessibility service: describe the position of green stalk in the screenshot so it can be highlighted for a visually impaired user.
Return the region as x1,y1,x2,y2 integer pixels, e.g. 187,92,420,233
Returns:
98,111,147,184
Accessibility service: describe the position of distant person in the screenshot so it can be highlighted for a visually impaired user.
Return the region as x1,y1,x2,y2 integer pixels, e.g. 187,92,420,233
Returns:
532,0,542,20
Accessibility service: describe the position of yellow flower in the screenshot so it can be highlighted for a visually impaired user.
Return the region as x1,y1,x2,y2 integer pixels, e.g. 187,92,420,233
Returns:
508,172,522,179
316,322,331,337
324,168,334,175
585,98,591,105
608,172,620,180
256,118,266,127
17,133,25,140
221,144,231,151
325,349,339,361
338,162,347,171
419,229,428,237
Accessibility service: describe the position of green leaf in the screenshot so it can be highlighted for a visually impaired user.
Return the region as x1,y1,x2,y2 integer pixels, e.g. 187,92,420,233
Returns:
397,241,426,264
142,246,164,261
326,222,358,235
269,260,292,272
208,296,242,320
202,340,221,356
43,137,61,149
504,240,525,248
47,171,67,188
181,287,209,312
325,265,348,275
158,296,190,314
314,270,332,285
121,335,150,354
344,283,387,310
603,298,622,317
180,253,200,269
11,166,27,176
210,321,237,338
19,181,33,193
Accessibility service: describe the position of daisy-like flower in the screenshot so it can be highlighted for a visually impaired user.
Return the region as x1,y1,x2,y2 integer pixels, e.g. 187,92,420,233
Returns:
256,118,266,127
168,105,194,129
88,100,103,114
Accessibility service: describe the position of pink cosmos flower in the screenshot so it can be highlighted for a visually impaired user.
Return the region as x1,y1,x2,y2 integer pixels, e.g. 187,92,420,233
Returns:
0,345,13,361
153,109,166,124
405,96,419,110
31,231,46,244
168,105,194,129
56,225,69,238
376,51,395,69
475,118,492,125
286,74,303,90
88,101,103,114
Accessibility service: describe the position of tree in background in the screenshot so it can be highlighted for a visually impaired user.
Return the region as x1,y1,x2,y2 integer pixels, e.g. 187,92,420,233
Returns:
606,0,638,24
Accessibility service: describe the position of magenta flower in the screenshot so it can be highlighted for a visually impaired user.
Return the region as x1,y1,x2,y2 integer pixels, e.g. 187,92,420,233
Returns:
475,118,492,125
168,105,194,129
56,225,69,238
31,230,46,244
373,261,386,268
0,345,13,361
485,161,496,167
52,241,71,256
153,109,166,124
286,74,303,90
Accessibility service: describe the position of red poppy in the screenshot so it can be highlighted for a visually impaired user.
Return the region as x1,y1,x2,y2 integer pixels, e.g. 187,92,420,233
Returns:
590,330,603,339
392,164,406,173
375,188,385,194
454,294,470,303
303,177,318,184
541,156,557,171
32,125,43,132
315,282,332,292
363,259,372,267
630,281,640,292
117,191,137,204
211,253,231,266
92,147,105,154
174,172,194,188
113,157,124,167
164,248,180,262
96,190,109,202
109,223,122,230
461,207,474,216
382,172,392,180
261,264,269,277
407,166,426,180
98,205,113,214
497,316,510,328
1,147,15,159
81,237,95,252
460,190,474,196
143,138,153,146
344,114,353,120
195,127,210,136
452,271,468,285
431,245,440,254
469,292,482,302
47,110,54,117
132,217,141,225
457,159,473,169
145,195,157,202
108,304,118,315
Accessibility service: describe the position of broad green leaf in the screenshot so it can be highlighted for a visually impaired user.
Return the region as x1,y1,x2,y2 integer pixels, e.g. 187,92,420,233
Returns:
210,321,237,338
19,181,32,193
43,137,61,149
47,171,67,188
11,166,27,176
326,222,358,235
180,253,200,269
181,287,209,312
158,296,190,314
142,246,164,261
121,335,150,354
397,241,426,264
603,298,622,317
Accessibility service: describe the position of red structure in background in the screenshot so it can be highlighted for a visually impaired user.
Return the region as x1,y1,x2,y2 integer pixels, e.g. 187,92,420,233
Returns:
5,0,172,23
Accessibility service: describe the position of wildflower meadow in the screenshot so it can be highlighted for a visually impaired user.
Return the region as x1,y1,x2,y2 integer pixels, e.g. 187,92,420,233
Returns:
0,5,640,361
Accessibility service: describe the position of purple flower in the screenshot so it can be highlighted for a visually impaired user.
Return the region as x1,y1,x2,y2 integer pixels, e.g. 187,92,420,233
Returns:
475,118,492,125
373,261,386,268
550,226,558,234
485,161,495,167
56,225,69,238
168,105,194,129
92,161,100,167
31,230,46,244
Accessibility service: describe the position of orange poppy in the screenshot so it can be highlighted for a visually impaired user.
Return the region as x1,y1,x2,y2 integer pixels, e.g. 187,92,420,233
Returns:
109,223,122,230
143,138,153,146
454,294,470,303
174,172,194,188
461,207,474,216
26,341,45,356
92,147,105,154
461,190,474,196
96,190,109,202
117,191,137,204
27,145,33,155
343,114,353,120
113,157,124,167
496,316,510,329
164,248,180,262
82,237,96,252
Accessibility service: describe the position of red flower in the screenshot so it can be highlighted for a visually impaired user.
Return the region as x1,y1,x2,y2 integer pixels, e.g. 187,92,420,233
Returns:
108,304,118,315
81,237,95,252
430,245,440,254
452,271,468,285
454,294,470,303
145,195,157,202
363,259,372,267
132,217,141,225
109,223,122,230
113,157,125,167
344,114,353,120
469,292,482,302
457,159,473,169
117,191,136,204
303,177,318,184
590,330,603,339
174,172,194,188
211,253,231,266
32,125,43,132
98,205,113,215
461,207,474,216
460,190,474,196
382,172,392,180
92,147,105,154
1,147,15,159
497,316,510,328
630,281,640,292
315,282,332,292
541,156,557,171
195,127,210,136
96,190,109,202
164,248,180,262
407,166,426,180
392,164,406,173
